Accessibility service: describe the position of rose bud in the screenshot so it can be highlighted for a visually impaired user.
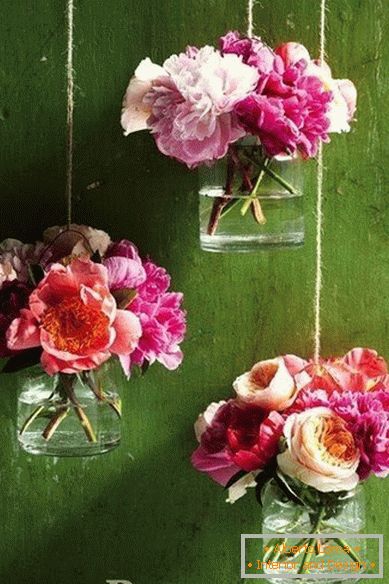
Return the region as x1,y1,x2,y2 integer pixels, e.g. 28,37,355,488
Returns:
277,407,360,492
233,357,298,411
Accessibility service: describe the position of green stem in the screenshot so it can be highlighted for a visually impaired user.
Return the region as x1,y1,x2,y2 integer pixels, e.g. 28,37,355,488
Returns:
261,164,298,195
334,537,363,564
263,538,279,562
298,507,326,574
64,378,97,443
81,372,122,419
20,404,45,435
271,538,288,562
246,153,298,195
220,198,241,220
278,539,309,562
240,158,271,217
42,406,70,441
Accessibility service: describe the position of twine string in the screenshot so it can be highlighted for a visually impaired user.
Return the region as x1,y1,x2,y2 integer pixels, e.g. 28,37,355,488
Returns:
65,0,74,228
313,0,327,363
246,0,327,363
247,0,254,38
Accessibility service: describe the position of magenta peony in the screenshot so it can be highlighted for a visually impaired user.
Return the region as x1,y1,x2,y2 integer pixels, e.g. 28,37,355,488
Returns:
231,41,333,157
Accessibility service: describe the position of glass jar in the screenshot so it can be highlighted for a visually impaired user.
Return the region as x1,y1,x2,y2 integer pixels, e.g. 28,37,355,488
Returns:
199,140,304,253
17,361,122,457
260,479,366,584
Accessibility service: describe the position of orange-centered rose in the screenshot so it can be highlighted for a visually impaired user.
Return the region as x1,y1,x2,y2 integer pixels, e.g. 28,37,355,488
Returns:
7,258,141,375
233,357,298,411
277,407,360,492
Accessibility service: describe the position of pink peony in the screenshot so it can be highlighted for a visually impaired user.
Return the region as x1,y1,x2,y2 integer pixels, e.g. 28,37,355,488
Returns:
137,261,170,302
123,291,186,374
0,281,32,357
6,258,141,375
123,46,259,167
192,399,284,484
103,240,186,376
103,240,146,291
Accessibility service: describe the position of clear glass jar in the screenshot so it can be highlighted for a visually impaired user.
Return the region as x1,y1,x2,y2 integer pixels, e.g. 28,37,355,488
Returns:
17,361,122,457
199,140,304,253
260,479,366,584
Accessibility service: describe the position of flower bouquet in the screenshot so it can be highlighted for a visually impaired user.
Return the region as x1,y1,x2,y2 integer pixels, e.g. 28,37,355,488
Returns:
122,32,356,252
192,348,388,581
0,225,186,456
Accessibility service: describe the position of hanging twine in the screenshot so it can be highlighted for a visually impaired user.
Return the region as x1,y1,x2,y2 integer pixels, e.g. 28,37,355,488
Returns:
65,0,75,228
246,0,327,362
313,0,327,363
247,0,254,38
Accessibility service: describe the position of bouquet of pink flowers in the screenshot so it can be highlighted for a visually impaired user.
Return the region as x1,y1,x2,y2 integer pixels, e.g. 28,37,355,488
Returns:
192,348,388,575
122,32,356,235
0,225,186,452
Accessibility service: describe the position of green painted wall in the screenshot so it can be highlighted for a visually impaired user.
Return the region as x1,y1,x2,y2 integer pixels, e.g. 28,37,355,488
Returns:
0,1,387,582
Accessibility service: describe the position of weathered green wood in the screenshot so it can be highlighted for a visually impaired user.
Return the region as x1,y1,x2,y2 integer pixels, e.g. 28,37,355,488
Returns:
0,1,387,582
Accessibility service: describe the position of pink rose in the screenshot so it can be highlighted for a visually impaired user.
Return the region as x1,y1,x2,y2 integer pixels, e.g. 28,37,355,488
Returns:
278,407,360,492
233,357,298,410
6,258,141,375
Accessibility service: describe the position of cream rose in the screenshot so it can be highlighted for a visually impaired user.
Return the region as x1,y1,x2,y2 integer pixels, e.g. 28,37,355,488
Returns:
233,357,298,411
277,407,360,492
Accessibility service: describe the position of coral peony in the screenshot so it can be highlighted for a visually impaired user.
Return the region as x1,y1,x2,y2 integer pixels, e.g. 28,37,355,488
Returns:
6,258,141,375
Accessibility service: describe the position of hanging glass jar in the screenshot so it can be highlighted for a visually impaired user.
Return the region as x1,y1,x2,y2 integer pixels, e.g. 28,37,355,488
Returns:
260,479,366,584
199,138,304,253
17,361,122,457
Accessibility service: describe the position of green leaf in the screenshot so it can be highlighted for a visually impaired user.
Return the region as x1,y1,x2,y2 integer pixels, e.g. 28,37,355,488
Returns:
141,360,150,375
253,458,278,505
224,470,248,491
90,250,102,264
112,288,137,310
2,348,42,373
28,263,45,285
275,471,306,507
